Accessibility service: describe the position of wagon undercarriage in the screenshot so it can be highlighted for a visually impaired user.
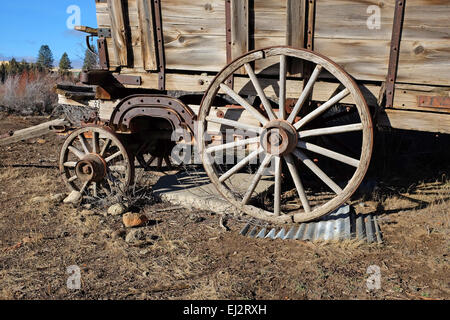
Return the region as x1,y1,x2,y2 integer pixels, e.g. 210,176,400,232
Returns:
57,0,450,224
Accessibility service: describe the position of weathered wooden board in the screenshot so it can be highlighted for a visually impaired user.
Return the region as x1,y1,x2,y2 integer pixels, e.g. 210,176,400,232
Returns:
314,0,450,86
94,0,450,87
107,0,129,66
0,119,69,146
378,109,450,134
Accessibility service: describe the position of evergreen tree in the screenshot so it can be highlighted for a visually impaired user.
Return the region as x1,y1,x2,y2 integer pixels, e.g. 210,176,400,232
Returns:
37,45,54,69
82,47,99,71
59,52,72,73
7,58,19,75
0,63,6,83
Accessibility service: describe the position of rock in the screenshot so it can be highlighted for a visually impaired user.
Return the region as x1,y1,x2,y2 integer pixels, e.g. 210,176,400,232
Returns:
30,196,48,203
125,229,146,243
108,203,127,216
63,191,82,204
83,203,93,210
123,213,149,228
50,193,66,203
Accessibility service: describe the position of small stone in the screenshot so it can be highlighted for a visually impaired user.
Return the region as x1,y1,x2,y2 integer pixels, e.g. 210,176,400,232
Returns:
108,203,127,216
50,193,66,203
125,229,146,243
83,203,93,210
30,196,48,203
36,138,46,144
63,191,82,204
123,213,149,228
142,270,150,277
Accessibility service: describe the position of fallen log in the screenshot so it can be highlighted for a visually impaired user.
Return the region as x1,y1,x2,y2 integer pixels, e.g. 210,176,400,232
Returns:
0,118,69,146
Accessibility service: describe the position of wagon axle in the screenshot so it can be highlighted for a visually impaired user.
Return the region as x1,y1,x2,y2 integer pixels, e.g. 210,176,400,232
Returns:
260,120,298,156
74,154,107,183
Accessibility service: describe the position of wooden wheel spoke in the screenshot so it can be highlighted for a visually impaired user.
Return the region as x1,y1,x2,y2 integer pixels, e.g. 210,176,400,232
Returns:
105,151,123,163
78,134,91,154
92,132,100,154
92,182,98,197
206,137,260,154
68,146,85,160
79,181,90,195
64,161,77,168
164,155,173,169
284,154,311,213
219,83,268,125
298,123,363,138
297,141,360,168
293,149,343,195
242,154,273,205
274,156,282,216
279,55,287,120
294,88,350,130
219,147,264,183
244,63,277,120
287,65,323,124
100,139,112,157
206,116,263,134
68,176,78,182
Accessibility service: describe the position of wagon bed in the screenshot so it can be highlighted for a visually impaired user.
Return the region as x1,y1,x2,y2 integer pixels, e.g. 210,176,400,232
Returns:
56,0,450,224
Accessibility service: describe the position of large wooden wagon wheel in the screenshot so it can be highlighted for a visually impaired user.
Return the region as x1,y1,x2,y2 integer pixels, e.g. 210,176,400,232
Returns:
59,126,134,199
198,46,373,223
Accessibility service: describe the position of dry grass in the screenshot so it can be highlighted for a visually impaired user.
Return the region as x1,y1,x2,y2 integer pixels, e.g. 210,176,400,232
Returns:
0,114,449,300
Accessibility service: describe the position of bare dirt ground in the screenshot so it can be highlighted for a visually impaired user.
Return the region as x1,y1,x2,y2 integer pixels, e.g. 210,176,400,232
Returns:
0,112,448,300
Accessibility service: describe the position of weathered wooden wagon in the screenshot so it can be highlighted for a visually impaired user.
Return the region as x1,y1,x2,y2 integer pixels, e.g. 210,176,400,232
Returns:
58,0,450,223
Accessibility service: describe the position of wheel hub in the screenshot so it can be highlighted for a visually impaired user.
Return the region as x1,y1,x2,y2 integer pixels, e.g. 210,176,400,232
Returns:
260,120,298,156
75,154,107,183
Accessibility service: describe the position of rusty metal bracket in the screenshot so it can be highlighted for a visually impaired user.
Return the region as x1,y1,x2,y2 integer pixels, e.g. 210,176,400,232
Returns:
110,95,197,134
306,0,316,51
97,37,109,70
153,0,166,91
417,96,450,111
225,0,234,88
385,0,407,109
113,74,142,86
98,28,111,38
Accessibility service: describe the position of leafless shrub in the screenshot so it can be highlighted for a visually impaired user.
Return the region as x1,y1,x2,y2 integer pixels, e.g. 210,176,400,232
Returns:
0,72,61,115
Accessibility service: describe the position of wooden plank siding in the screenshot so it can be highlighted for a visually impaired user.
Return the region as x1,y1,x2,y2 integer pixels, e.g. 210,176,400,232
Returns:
314,0,450,86
93,0,450,118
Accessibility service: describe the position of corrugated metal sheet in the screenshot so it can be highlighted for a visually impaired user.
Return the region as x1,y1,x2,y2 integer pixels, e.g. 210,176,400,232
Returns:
239,205,383,243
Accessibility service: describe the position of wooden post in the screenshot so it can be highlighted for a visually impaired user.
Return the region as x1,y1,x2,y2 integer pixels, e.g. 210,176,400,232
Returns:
286,0,306,75
137,0,158,71
107,0,129,67
231,0,249,74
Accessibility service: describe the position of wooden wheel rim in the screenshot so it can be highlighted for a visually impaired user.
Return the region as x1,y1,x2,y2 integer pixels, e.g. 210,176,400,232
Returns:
198,46,373,223
59,126,134,197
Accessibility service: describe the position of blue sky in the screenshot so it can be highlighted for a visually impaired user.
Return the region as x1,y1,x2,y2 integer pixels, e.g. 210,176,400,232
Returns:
0,0,97,68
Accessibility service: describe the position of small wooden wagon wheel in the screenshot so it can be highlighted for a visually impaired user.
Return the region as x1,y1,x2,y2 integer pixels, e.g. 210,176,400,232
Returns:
198,46,373,223
59,126,134,199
